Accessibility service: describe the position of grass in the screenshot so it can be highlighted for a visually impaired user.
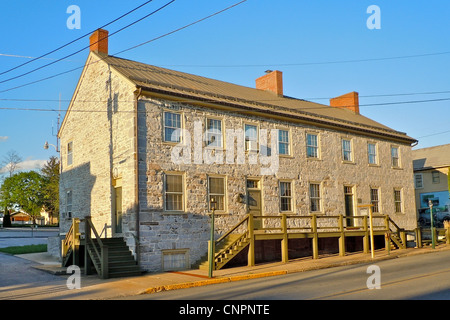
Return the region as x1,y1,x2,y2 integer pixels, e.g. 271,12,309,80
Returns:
0,244,47,255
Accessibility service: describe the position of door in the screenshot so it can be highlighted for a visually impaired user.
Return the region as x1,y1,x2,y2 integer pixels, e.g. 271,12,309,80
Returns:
247,179,262,229
344,186,354,227
114,186,123,234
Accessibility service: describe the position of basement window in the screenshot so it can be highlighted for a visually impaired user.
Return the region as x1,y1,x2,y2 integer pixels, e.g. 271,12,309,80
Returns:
162,249,189,271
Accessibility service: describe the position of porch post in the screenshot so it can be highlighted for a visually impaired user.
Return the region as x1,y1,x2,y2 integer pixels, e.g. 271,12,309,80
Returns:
247,214,255,267
281,214,289,263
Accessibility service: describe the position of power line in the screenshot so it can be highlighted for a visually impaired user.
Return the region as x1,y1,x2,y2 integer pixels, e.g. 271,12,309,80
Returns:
156,51,450,68
0,0,176,85
0,0,249,95
1,95,450,113
0,0,155,77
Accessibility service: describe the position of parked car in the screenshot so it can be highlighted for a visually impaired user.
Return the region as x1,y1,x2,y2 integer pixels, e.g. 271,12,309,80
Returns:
418,208,450,227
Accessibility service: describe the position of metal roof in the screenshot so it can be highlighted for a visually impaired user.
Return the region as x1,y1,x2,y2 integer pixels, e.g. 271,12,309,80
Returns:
101,54,416,144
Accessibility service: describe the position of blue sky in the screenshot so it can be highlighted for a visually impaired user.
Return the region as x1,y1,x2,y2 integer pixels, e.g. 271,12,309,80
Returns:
0,0,449,176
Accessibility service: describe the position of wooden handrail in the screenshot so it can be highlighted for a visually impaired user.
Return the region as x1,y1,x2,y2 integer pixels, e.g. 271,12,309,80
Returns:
84,216,109,278
216,214,249,244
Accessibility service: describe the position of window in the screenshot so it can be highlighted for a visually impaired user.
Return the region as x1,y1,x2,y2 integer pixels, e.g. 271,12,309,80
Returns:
306,133,319,158
414,174,423,189
66,191,73,219
309,183,321,212
244,124,258,152
279,181,293,212
278,130,290,155
67,141,73,166
368,143,377,165
342,139,352,162
394,189,403,213
162,249,189,271
391,146,400,168
370,188,380,213
432,171,440,184
164,112,182,143
164,174,184,211
208,176,225,211
206,118,223,148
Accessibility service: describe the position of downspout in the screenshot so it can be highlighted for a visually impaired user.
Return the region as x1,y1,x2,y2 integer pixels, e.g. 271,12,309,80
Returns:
134,87,142,267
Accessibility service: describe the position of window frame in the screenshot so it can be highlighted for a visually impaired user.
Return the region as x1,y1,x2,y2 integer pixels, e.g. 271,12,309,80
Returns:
279,180,294,212
205,117,224,149
207,175,227,212
278,129,291,156
244,123,259,152
164,173,185,212
370,187,380,213
66,190,73,219
306,132,320,159
414,173,424,189
394,188,403,213
391,146,401,168
342,138,353,162
432,171,440,184
67,141,73,166
163,111,183,143
367,142,378,165
309,182,322,213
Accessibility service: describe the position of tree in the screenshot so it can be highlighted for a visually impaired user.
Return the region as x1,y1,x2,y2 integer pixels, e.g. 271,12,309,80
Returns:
2,150,22,178
0,171,45,223
41,156,60,223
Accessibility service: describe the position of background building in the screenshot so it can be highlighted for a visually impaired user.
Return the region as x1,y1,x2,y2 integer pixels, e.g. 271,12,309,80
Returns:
413,144,450,227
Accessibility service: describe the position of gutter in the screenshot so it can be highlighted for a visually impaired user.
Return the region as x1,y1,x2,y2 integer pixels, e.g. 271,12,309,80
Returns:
134,88,142,267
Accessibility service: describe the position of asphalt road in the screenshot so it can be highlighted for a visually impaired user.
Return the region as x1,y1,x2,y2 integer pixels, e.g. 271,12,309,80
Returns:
0,227,59,248
131,250,450,300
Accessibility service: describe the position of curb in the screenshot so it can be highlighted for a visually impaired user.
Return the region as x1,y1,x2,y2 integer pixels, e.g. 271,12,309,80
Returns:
140,270,288,295
140,245,450,296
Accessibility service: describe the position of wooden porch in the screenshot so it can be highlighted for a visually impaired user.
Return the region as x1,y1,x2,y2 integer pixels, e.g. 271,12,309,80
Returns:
204,214,450,271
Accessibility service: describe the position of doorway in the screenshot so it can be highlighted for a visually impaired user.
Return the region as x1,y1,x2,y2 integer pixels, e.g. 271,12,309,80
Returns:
114,186,123,234
344,186,355,227
246,178,262,229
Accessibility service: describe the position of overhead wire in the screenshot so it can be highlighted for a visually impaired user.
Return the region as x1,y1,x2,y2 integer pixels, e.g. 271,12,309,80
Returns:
0,0,155,77
0,0,249,95
0,0,176,85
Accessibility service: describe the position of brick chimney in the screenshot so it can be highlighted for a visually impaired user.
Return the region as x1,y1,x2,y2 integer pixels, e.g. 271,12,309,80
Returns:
330,91,360,114
89,29,109,55
255,70,283,96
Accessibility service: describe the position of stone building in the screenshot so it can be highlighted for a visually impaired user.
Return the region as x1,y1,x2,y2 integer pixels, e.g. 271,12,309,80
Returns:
58,29,418,272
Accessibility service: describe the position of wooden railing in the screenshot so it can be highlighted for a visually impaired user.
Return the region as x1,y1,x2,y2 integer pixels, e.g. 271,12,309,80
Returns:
84,216,109,279
212,213,410,269
61,218,81,266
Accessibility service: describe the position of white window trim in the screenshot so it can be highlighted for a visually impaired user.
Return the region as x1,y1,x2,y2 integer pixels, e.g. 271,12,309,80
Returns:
309,181,323,213
279,180,294,213
277,128,291,157
391,145,401,168
162,110,184,144
163,172,185,213
205,117,224,149
393,188,403,213
367,142,379,166
207,175,227,213
341,138,354,163
306,132,320,159
244,122,259,153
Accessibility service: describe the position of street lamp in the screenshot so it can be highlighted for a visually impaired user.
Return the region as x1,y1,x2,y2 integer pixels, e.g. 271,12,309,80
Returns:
208,197,216,278
43,141,59,152
428,199,435,249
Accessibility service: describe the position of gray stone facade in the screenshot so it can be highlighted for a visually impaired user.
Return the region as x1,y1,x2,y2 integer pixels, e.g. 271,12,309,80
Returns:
59,52,417,273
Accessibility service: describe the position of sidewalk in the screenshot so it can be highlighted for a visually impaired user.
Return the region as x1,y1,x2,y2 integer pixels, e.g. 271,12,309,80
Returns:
10,244,450,300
